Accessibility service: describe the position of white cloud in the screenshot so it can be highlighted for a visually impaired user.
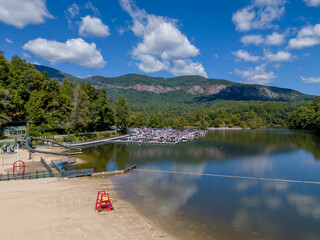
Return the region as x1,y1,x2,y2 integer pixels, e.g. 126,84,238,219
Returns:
0,0,52,28
85,2,99,15
264,50,293,62
23,38,105,69
241,34,264,45
232,0,286,32
170,60,208,77
288,24,320,49
23,53,31,59
232,50,260,62
67,3,79,18
120,0,207,77
241,32,285,46
303,0,320,7
265,32,285,45
5,38,12,43
301,76,320,83
235,64,276,84
232,7,256,32
79,15,110,37
136,55,169,73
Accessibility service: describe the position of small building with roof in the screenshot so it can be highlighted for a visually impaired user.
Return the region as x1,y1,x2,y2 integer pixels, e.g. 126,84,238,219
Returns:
2,126,26,136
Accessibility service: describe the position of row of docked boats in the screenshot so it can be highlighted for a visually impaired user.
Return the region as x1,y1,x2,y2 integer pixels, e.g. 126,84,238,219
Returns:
126,128,207,144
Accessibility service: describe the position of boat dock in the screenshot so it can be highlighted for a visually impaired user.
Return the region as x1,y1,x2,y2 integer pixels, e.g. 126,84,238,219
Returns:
108,140,178,145
63,128,207,148
92,165,137,177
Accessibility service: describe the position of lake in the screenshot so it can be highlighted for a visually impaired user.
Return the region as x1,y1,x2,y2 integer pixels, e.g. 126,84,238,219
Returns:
79,129,320,240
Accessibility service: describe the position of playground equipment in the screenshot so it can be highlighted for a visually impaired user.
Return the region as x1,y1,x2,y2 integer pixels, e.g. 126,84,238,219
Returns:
13,160,25,177
24,137,82,158
95,191,114,213
1,142,7,154
56,161,69,170
8,142,15,154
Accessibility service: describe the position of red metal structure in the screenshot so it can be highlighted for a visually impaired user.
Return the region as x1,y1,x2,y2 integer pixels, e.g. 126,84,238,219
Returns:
95,191,114,213
13,160,25,177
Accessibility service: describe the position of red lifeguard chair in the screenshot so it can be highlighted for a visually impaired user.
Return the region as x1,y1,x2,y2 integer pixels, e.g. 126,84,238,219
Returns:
95,191,114,213
13,160,25,177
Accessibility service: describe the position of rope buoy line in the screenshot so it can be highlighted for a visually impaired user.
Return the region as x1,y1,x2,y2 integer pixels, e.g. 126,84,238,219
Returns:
135,169,320,185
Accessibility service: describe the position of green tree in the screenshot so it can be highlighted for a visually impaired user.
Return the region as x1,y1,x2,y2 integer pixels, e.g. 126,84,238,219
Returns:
0,86,12,129
115,95,130,133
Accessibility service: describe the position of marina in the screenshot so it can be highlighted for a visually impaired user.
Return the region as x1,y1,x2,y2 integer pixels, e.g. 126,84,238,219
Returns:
125,128,207,144
62,128,207,148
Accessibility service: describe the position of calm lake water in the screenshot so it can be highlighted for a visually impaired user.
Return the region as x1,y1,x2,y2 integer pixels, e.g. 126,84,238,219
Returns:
79,129,320,240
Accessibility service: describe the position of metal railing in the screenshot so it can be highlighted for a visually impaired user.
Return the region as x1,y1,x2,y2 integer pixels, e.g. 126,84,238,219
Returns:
51,159,93,178
40,157,54,177
0,171,53,181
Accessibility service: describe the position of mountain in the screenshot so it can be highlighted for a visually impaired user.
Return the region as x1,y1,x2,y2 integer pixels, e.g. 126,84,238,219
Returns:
34,65,315,104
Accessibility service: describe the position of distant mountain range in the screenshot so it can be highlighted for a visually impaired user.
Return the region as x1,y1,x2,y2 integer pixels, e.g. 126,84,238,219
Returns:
34,64,315,104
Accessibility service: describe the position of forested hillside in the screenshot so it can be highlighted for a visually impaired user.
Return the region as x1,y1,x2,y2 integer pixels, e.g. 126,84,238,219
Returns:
0,52,115,134
289,97,320,134
1,53,319,135
34,65,314,104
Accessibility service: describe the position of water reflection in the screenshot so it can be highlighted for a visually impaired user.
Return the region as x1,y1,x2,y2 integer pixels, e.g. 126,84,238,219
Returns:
80,129,320,173
288,194,320,220
79,129,320,240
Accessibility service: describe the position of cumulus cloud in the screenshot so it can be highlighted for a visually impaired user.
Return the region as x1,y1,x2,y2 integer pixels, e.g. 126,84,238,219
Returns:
235,64,276,84
23,38,105,69
241,34,264,45
79,15,110,37
5,38,13,43
170,60,208,77
119,0,207,77
288,24,320,49
301,76,320,83
136,55,169,73
264,50,293,62
303,0,320,7
232,0,286,32
265,32,285,45
241,32,285,46
0,0,52,28
232,50,261,62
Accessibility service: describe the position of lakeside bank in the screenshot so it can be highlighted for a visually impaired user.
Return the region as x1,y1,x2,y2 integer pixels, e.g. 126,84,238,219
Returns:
0,147,175,240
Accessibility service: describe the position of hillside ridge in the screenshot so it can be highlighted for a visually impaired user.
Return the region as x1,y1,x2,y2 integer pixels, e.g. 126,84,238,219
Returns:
34,64,315,104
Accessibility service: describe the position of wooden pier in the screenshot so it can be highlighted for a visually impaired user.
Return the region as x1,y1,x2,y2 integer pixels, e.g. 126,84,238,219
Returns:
92,165,137,177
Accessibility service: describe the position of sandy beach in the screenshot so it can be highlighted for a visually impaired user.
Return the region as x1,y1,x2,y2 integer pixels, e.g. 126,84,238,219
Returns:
0,148,174,240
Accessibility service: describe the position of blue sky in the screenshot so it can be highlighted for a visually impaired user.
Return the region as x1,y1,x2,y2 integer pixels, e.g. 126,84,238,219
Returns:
0,0,320,95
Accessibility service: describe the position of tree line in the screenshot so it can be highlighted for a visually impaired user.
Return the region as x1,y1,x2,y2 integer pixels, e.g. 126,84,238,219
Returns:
0,52,129,134
1,51,319,135
288,97,320,134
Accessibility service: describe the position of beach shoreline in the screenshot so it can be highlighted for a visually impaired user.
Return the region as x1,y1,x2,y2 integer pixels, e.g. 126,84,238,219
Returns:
0,148,175,240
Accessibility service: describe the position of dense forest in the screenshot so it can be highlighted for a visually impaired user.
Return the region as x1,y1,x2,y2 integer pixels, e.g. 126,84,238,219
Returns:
0,51,117,134
1,52,319,135
288,97,320,134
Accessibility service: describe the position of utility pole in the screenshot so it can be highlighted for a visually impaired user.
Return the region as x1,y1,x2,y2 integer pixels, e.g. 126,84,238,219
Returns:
27,120,31,137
